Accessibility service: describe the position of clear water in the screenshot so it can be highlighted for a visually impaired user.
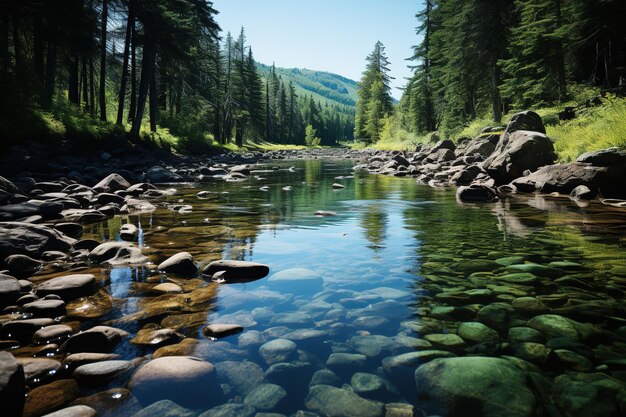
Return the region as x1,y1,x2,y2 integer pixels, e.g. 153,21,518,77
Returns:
31,159,626,416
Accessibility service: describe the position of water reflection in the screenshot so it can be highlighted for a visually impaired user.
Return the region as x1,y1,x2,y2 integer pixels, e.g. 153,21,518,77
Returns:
65,158,626,416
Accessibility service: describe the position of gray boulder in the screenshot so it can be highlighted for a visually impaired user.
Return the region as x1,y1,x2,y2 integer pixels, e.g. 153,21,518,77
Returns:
456,184,498,202
505,110,546,135
0,222,75,259
483,130,557,184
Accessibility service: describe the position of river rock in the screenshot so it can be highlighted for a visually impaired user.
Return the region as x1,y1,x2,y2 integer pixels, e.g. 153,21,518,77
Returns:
349,335,405,360
456,184,498,202
351,372,387,398
414,357,537,417
130,400,196,417
131,328,184,347
457,322,499,344
382,351,455,397
89,241,145,265
129,356,223,408
483,130,557,185
310,369,342,388
305,385,384,417
17,357,62,385
158,252,198,277
244,383,287,411
511,161,626,198
202,260,270,282
62,353,121,371
119,224,138,241
145,166,183,183
4,253,42,278
41,405,97,417
0,351,25,417
73,360,134,383
215,360,265,396
23,298,66,318
198,403,256,417
259,339,297,365
0,318,54,342
552,372,626,417
267,268,323,293
576,147,626,166
527,314,599,341
0,274,21,307
36,274,97,301
508,327,545,344
93,174,131,193
0,221,75,259
63,326,128,353
203,324,244,338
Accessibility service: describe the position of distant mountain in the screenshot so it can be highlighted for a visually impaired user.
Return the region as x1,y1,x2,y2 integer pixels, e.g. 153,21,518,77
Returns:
256,63,358,109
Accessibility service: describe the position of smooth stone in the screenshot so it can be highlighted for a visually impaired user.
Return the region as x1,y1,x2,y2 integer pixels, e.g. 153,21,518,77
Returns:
424,333,466,351
325,353,367,376
203,324,244,338
151,282,183,294
512,297,548,314
215,360,265,396
305,385,384,417
61,353,121,371
457,322,500,344
244,383,287,410
70,388,141,417
512,342,552,364
527,314,598,341
130,400,196,417
23,379,79,417
238,330,265,350
36,274,97,301
508,327,545,344
89,241,144,264
131,328,184,347
476,302,516,331
506,263,562,277
63,326,129,353
4,254,42,277
119,224,138,242
309,369,342,388
382,351,456,397
259,339,297,365
129,356,222,408
73,360,134,383
496,272,539,285
41,405,97,417
0,222,75,259
349,335,405,359
23,298,66,318
153,339,199,358
202,260,270,282
17,357,62,385
351,372,387,397
552,373,625,417
0,274,21,307
415,357,537,417
158,252,198,277
264,361,315,392
267,268,323,292
33,324,73,344
0,351,26,417
1,318,55,342
198,403,256,417
93,174,131,193
554,349,594,372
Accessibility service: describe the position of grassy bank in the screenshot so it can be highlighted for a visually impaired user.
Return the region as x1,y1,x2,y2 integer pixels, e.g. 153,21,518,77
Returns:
348,94,626,161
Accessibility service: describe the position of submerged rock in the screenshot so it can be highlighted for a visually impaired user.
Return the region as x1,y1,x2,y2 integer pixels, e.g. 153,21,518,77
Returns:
202,260,270,282
129,356,223,408
414,357,537,417
158,252,198,277
305,384,385,417
36,274,97,301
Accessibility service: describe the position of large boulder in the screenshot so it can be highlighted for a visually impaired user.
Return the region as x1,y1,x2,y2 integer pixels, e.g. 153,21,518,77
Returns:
511,161,626,198
129,356,223,408
202,260,269,283
576,147,626,166
456,184,498,202
414,357,537,417
0,222,76,259
483,130,557,184
145,166,184,183
36,274,97,301
504,111,546,135
158,252,198,277
0,352,26,417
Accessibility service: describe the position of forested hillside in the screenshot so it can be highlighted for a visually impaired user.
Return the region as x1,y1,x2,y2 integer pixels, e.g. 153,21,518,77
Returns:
0,0,353,151
354,0,626,156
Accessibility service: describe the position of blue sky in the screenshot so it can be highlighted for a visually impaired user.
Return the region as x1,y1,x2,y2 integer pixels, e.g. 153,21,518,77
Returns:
213,0,422,99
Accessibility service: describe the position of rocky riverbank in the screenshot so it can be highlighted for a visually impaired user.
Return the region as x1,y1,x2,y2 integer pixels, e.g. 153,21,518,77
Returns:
353,111,626,207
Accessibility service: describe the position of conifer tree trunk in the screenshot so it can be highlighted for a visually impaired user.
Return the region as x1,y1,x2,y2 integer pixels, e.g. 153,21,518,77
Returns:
82,55,89,110
12,13,25,87
117,6,133,125
43,43,57,107
99,0,108,121
0,12,9,81
491,66,502,123
131,39,155,138
33,22,45,89
554,0,567,98
128,18,137,123
68,56,80,104
89,58,95,116
149,68,157,132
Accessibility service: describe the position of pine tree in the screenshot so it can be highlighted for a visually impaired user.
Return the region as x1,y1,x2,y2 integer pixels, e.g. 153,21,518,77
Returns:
354,41,393,142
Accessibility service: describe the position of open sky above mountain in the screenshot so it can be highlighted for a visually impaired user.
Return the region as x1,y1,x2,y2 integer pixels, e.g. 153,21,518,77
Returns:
214,0,420,99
